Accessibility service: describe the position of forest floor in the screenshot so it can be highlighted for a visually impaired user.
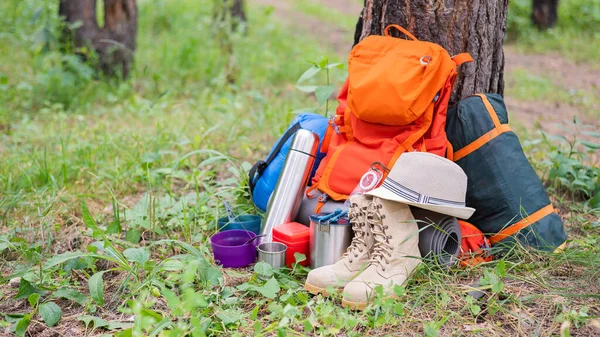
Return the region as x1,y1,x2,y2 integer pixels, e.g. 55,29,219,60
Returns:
0,0,599,336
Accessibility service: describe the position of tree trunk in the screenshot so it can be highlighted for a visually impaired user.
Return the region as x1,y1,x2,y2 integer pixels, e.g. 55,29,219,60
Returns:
356,0,508,105
214,0,246,30
532,0,559,30
230,0,246,26
59,0,137,78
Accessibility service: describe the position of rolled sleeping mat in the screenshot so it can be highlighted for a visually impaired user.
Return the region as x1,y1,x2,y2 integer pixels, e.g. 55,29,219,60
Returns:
411,207,462,267
295,191,348,227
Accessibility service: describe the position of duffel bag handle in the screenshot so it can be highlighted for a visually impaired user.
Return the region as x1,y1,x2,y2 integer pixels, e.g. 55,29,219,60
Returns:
384,24,418,41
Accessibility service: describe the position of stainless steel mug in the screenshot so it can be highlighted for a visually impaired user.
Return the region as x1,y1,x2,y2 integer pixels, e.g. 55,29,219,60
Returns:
309,214,354,268
260,129,320,243
257,242,288,269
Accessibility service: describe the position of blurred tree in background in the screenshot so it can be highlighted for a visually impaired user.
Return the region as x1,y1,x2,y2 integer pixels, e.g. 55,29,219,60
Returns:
532,0,559,30
213,0,247,83
229,0,246,27
59,0,137,78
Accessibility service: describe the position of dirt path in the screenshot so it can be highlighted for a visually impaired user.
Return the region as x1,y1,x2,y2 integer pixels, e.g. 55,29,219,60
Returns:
251,0,600,141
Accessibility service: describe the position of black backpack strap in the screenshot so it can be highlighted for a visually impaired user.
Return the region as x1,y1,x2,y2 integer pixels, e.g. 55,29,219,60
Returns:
248,122,302,194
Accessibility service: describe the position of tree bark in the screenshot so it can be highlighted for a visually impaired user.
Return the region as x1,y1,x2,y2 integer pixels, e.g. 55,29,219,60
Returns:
356,0,508,105
230,0,246,26
59,0,137,78
532,0,559,30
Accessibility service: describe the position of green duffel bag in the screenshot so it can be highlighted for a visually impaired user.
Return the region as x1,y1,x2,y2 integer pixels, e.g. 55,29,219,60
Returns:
446,93,567,251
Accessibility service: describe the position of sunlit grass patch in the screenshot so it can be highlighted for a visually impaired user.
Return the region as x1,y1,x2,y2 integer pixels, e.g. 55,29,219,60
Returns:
506,68,599,113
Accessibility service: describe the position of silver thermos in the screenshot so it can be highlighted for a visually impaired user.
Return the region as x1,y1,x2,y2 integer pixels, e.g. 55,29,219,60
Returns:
260,129,320,243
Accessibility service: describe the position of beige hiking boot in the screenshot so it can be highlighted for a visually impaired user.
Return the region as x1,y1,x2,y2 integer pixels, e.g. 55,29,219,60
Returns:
342,197,422,310
304,194,374,295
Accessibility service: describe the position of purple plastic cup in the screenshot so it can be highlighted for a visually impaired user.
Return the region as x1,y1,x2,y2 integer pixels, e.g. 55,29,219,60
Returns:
210,230,257,268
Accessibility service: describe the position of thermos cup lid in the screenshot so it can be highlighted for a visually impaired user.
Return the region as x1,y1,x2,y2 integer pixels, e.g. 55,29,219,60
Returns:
290,129,320,156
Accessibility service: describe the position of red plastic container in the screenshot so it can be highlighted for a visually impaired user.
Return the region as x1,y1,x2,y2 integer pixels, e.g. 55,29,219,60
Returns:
272,222,311,267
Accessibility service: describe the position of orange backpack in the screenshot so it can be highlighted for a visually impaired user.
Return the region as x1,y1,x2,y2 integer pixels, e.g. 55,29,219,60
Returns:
309,25,472,206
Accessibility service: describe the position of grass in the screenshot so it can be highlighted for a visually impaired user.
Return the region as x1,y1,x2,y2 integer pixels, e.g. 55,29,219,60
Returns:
293,0,359,31
507,0,600,63
0,0,599,336
506,68,600,114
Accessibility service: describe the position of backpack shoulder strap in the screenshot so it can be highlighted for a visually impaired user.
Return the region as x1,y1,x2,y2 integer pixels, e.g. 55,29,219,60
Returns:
248,122,302,193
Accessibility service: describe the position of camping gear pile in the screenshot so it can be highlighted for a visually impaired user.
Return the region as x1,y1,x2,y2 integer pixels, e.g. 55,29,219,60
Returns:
243,24,566,310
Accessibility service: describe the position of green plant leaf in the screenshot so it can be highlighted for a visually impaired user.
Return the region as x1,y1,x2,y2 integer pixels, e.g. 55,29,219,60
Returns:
216,308,242,325
318,56,329,68
393,284,406,297
237,278,280,299
293,252,306,264
325,62,343,69
296,66,320,84
89,271,108,306
295,85,318,93
14,314,30,337
589,192,600,209
106,220,122,235
15,279,39,300
28,293,40,308
115,329,133,337
149,318,173,336
78,315,109,330
315,84,335,106
254,261,273,278
53,288,88,306
469,304,482,315
160,259,183,272
581,140,600,149
423,321,438,337
123,247,150,265
495,259,506,278
260,277,281,299
82,200,102,239
393,302,404,315
125,229,142,244
104,246,130,269
39,302,62,327
44,251,93,270
254,320,262,334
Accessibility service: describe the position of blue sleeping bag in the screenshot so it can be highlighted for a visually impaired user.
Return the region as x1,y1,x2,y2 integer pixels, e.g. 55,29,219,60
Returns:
249,113,328,212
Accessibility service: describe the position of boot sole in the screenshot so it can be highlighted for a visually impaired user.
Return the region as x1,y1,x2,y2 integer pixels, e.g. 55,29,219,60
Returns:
341,298,367,310
341,294,400,311
303,281,342,296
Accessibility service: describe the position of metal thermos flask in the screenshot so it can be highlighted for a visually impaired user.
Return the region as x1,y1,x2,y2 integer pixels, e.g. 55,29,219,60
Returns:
260,129,319,243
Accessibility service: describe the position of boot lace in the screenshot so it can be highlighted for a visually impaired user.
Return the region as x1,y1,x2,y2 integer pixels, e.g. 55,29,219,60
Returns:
367,202,393,271
342,202,367,263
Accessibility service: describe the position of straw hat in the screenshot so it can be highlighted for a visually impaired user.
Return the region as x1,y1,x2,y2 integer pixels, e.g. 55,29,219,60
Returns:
366,152,475,219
